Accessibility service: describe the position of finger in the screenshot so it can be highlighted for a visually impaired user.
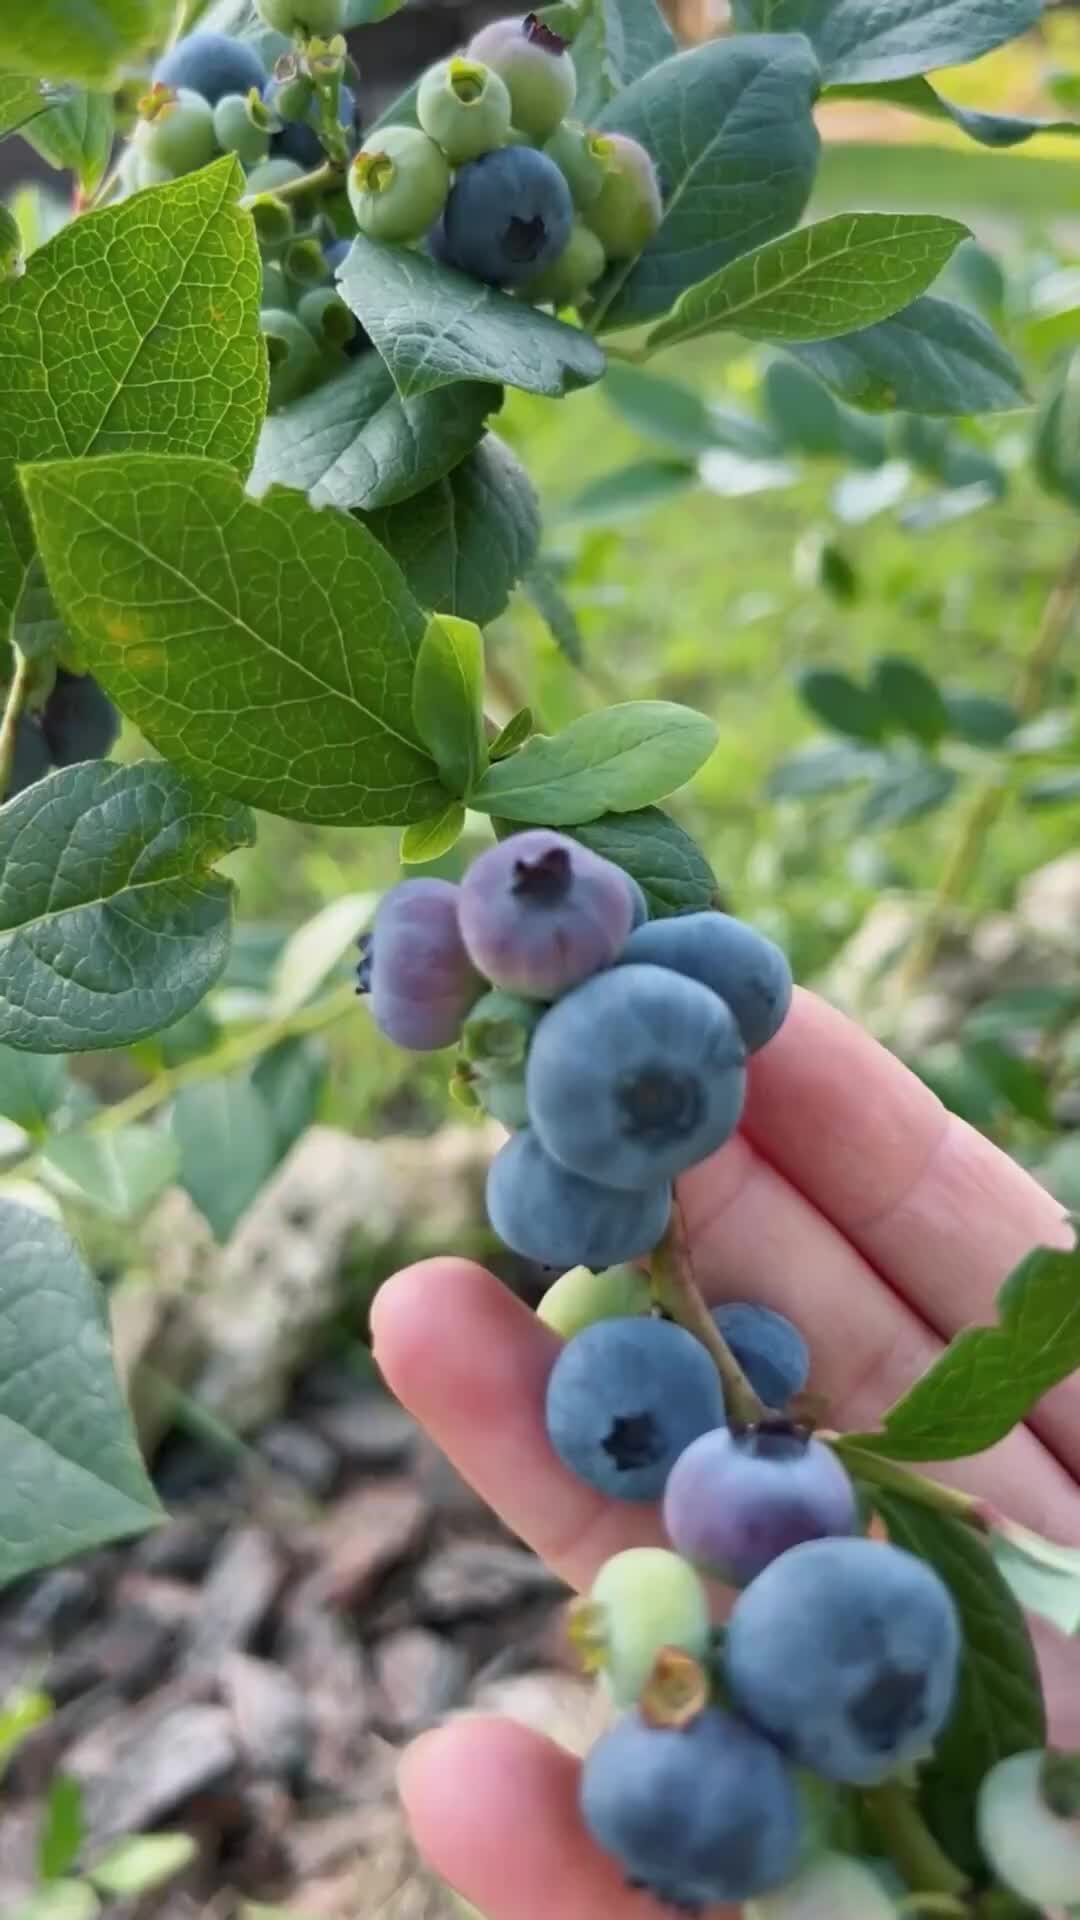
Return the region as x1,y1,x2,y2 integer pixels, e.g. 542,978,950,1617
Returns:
399,1715,737,1920
742,992,1080,1470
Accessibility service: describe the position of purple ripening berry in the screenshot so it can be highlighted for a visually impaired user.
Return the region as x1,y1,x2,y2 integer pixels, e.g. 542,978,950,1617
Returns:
367,878,483,1051
458,829,634,999
663,1421,858,1587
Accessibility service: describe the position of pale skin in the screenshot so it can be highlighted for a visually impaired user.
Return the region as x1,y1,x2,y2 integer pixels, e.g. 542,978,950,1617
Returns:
372,990,1080,1920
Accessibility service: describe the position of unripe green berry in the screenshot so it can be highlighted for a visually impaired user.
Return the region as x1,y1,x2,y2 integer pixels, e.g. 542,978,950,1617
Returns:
545,120,607,209
284,234,327,285
268,57,316,123
297,285,356,348
537,1263,651,1338
417,56,513,165
347,126,450,244
256,0,346,35
213,91,272,165
468,13,576,142
261,260,292,307
0,203,24,280
523,218,605,305
585,132,661,259
246,155,321,220
262,307,323,408
136,85,218,176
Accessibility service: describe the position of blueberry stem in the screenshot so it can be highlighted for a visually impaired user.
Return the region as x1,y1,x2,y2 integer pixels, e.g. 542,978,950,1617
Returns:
830,1439,988,1529
648,1219,767,1426
862,1781,970,1901
242,158,340,206
0,647,31,800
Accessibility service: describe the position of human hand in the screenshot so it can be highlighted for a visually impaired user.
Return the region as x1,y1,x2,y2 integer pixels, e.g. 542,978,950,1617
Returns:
372,990,1080,1920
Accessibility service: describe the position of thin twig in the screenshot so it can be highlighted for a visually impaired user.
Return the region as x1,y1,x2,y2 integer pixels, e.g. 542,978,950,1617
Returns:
0,650,32,801
862,1781,971,1901
648,1212,767,1425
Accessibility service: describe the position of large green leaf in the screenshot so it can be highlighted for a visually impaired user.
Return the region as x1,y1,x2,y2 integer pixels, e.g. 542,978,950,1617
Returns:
0,72,51,139
872,1494,1045,1876
412,615,488,799
847,1236,1080,1461
792,296,1027,416
473,703,718,824
0,762,253,1053
0,0,172,87
359,434,541,629
250,356,501,513
337,238,606,401
590,35,821,334
0,1198,162,1582
0,1046,68,1133
172,1073,278,1241
567,807,722,918
830,74,1080,150
0,158,265,643
603,362,736,458
646,214,969,354
41,1127,179,1221
1033,348,1080,509
22,89,112,192
570,0,677,123
730,0,1039,85
22,454,448,827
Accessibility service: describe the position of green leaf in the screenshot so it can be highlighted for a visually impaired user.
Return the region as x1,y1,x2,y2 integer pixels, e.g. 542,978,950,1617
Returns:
870,1493,1045,1876
848,1233,1080,1461
251,1036,328,1161
488,708,535,761
250,355,501,514
172,1074,278,1242
359,435,541,629
894,414,1005,496
857,759,956,828
942,689,1018,746
0,0,172,87
829,74,1080,150
338,238,606,401
41,1127,179,1221
767,740,882,797
963,1038,1052,1128
988,1516,1080,1637
473,702,717,825
269,893,376,1017
570,0,677,124
791,295,1028,416
0,158,265,643
412,614,487,799
22,454,446,827
0,1688,52,1770
567,806,721,918
13,556,69,667
86,1827,197,1904
0,761,253,1054
400,800,467,864
11,1881,100,1920
603,362,728,458
521,563,584,667
730,0,1039,85
0,1198,162,1581
1033,347,1080,509
1024,771,1080,809
647,214,969,355
87,1833,198,1899
870,656,949,745
797,668,886,742
0,72,51,139
22,90,112,192
762,360,887,466
560,459,697,525
0,1047,68,1133
38,1777,83,1883
591,35,821,334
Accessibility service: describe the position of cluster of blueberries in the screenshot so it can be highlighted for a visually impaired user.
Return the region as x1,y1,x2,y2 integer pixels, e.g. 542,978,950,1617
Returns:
359,828,791,1271
116,22,367,410
6,671,120,801
358,829,1078,1914
350,16,661,307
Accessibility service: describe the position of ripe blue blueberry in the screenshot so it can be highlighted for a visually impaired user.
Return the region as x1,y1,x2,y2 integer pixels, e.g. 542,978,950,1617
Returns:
437,145,573,290
458,829,633,1000
580,1706,802,1905
487,1130,671,1272
42,671,120,767
977,1750,1080,1907
663,1421,858,1587
622,871,649,928
153,31,267,106
467,13,577,142
711,1301,809,1409
6,715,50,799
724,1537,961,1784
348,126,450,245
367,877,483,1051
620,911,793,1055
526,963,746,1190
543,1315,724,1502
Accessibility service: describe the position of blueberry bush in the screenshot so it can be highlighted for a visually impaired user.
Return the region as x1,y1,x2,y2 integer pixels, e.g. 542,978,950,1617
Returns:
1,0,1080,1913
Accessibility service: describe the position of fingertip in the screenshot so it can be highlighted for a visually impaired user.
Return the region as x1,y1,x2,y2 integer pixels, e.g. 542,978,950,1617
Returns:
371,1255,499,1357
